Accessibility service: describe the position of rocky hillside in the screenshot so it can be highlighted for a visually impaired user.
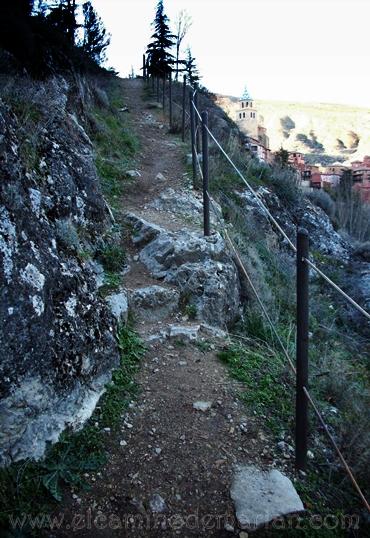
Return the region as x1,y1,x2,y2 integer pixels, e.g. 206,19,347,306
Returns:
0,74,124,465
1,75,369,535
217,94,370,165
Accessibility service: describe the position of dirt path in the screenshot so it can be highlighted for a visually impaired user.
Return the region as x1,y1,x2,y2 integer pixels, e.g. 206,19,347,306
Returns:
49,79,271,537
122,78,197,232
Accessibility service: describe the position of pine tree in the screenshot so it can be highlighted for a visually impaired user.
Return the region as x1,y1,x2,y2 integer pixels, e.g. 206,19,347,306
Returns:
185,47,200,86
146,0,176,77
82,1,110,64
47,0,78,44
0,1,35,62
275,147,289,167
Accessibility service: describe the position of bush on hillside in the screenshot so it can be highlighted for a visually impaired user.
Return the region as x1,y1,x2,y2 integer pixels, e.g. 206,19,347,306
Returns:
267,165,300,207
307,189,335,217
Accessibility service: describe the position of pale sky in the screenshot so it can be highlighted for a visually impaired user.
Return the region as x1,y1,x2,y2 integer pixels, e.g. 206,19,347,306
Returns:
94,0,370,107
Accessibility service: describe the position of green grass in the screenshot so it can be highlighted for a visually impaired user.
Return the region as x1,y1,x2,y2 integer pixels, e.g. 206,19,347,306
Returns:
195,340,213,353
7,98,45,172
184,303,197,320
98,271,122,297
97,244,126,273
90,81,139,206
218,337,293,434
0,326,145,533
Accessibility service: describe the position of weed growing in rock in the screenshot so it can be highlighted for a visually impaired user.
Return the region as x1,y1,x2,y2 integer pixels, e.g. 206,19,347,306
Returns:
195,340,213,353
184,303,197,320
99,271,122,296
97,244,125,273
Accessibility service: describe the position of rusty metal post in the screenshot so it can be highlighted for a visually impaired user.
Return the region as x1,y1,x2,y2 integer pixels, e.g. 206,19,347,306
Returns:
182,75,186,142
143,54,146,80
201,111,210,236
295,228,309,471
162,75,166,110
151,72,155,92
169,70,173,129
146,59,150,87
189,89,197,183
194,90,200,153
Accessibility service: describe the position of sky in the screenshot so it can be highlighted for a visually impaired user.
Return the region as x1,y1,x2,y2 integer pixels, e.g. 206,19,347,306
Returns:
93,0,370,107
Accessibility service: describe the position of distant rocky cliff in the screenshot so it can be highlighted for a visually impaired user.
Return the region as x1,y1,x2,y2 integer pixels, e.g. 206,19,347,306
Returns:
217,94,370,165
0,75,119,465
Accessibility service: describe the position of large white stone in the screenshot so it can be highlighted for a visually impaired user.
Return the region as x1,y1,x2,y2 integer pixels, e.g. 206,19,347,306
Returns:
230,465,304,531
124,212,164,247
105,291,128,323
130,285,179,321
168,324,200,340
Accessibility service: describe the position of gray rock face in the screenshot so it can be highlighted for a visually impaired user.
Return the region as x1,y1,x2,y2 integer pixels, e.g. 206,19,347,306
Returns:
168,324,200,340
239,187,349,261
298,203,349,260
150,187,223,227
127,214,241,328
0,77,119,465
149,493,167,513
167,259,240,328
124,212,164,247
230,465,304,531
106,291,129,323
130,285,179,321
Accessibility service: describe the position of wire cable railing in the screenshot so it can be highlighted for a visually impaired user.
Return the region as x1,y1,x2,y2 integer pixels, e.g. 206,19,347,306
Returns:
190,94,370,513
191,98,370,323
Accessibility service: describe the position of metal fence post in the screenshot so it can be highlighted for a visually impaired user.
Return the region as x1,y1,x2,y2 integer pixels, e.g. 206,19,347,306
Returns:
169,70,173,129
189,89,197,183
182,75,186,142
143,54,146,80
146,59,150,87
296,228,309,471
201,111,210,236
194,90,201,153
162,75,166,110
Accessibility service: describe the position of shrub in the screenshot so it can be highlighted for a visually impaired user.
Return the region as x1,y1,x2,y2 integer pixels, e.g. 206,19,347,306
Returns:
307,189,335,217
267,165,300,206
353,241,370,261
96,244,125,273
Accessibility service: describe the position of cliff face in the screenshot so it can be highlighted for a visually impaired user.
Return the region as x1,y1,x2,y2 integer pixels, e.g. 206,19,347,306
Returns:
0,75,119,465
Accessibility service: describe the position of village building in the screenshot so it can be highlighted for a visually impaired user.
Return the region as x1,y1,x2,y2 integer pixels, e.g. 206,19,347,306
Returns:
288,152,305,174
236,90,258,139
235,89,272,163
351,156,370,202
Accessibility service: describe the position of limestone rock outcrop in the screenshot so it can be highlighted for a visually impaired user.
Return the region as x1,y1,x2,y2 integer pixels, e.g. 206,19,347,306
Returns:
125,213,241,329
0,77,119,465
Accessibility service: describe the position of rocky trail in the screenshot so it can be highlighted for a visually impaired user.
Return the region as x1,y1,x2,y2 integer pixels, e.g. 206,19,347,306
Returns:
48,79,304,537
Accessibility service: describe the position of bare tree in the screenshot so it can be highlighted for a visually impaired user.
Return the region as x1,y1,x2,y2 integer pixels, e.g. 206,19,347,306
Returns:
174,9,192,80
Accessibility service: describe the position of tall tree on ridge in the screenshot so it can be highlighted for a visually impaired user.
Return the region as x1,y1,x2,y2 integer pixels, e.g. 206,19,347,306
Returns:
47,0,78,44
0,1,35,62
146,0,176,77
82,1,110,64
185,47,200,86
174,9,192,81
